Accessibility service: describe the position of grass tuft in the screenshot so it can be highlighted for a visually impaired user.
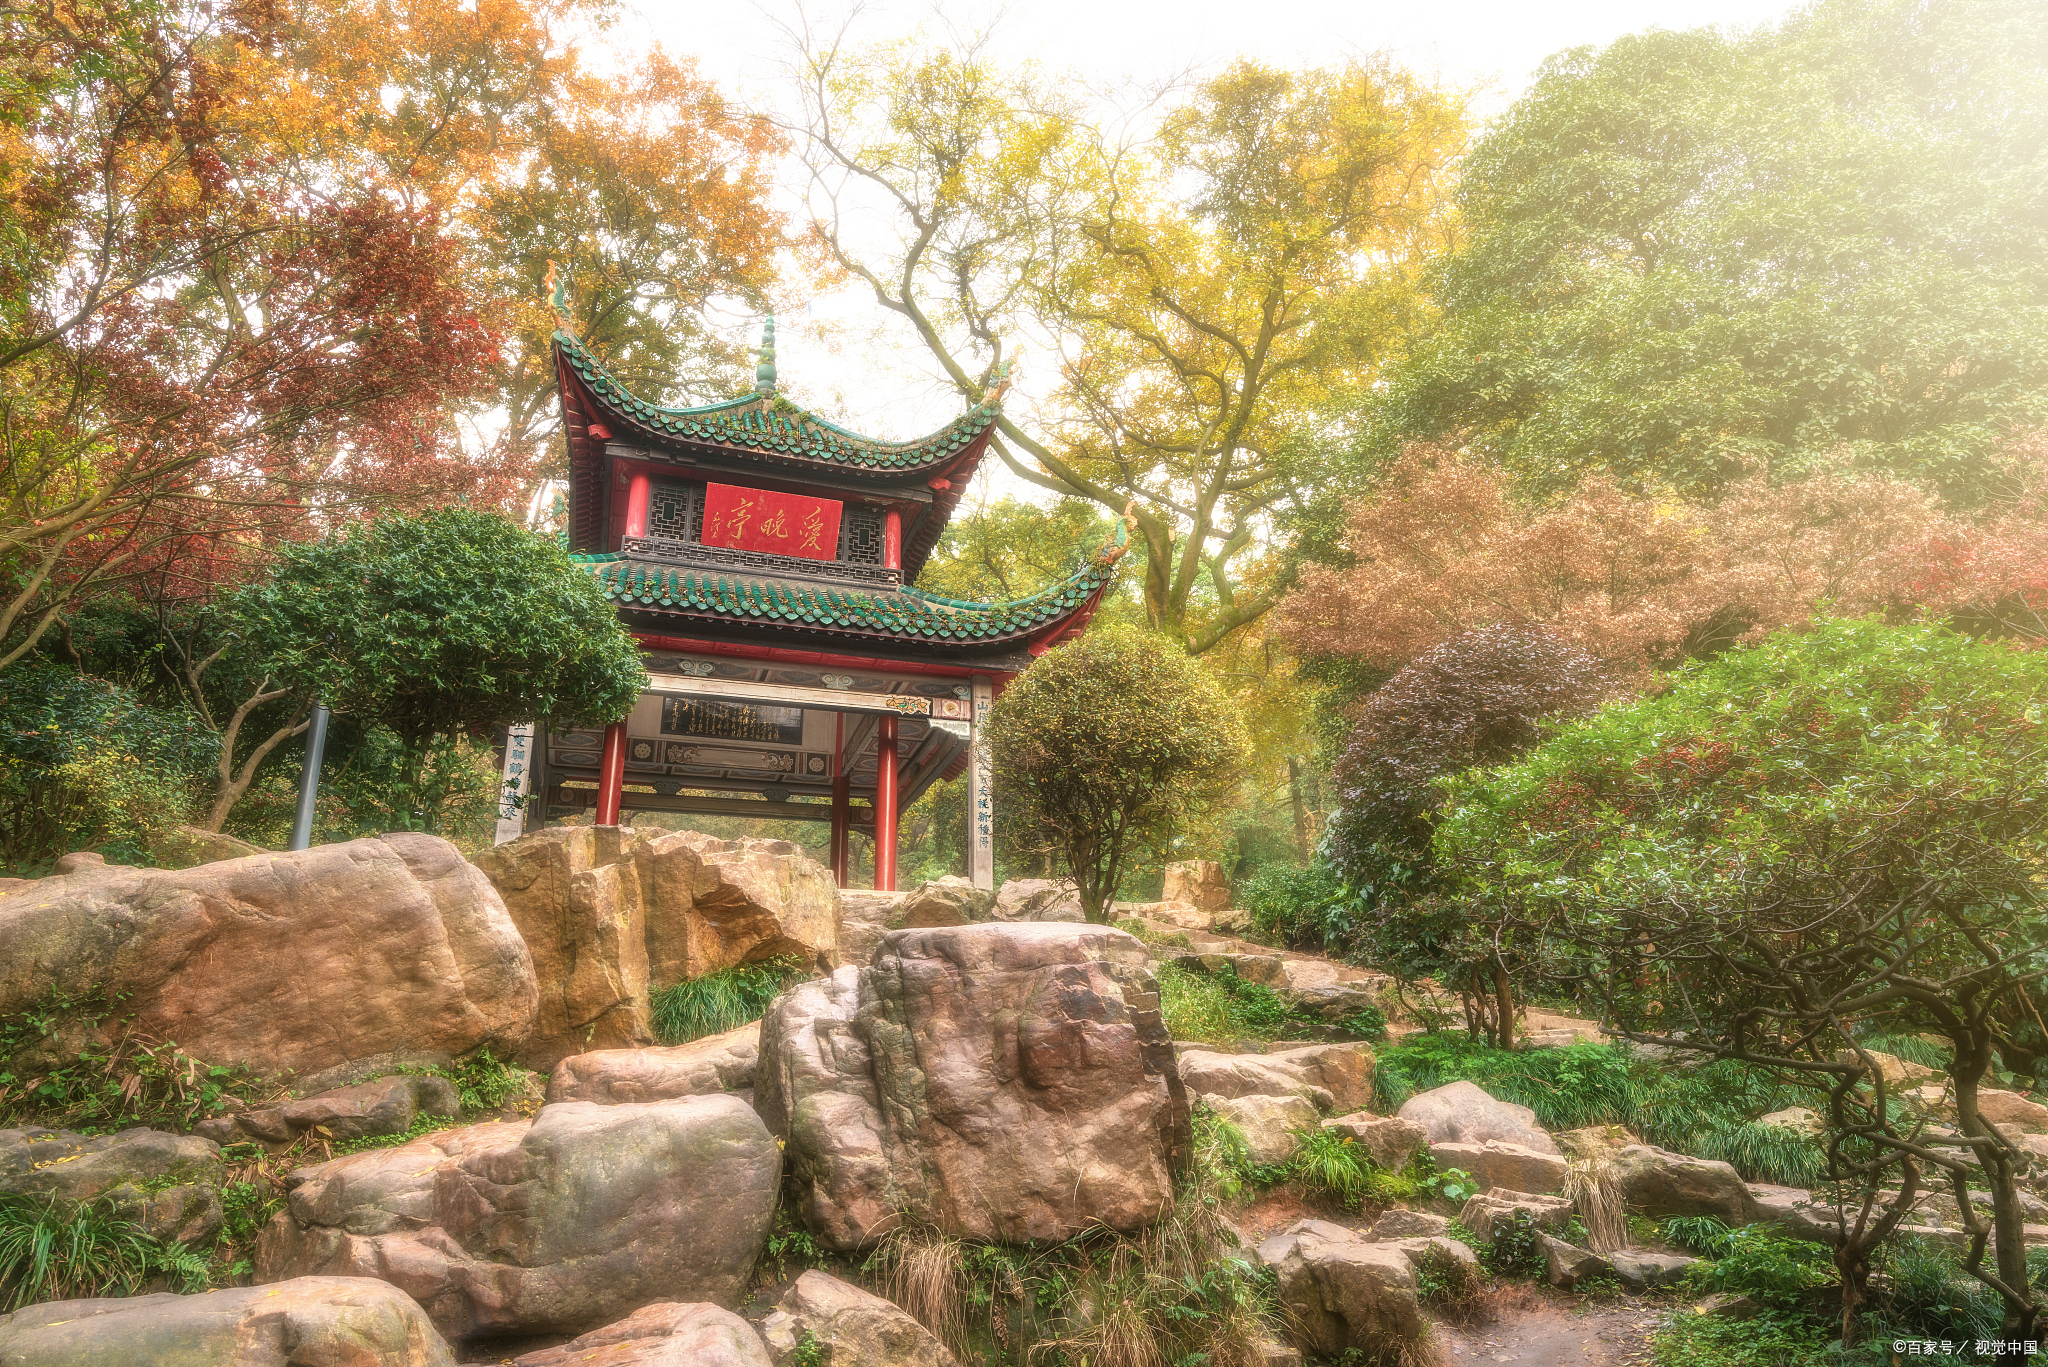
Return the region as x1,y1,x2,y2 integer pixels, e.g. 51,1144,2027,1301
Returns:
0,1194,209,1310
649,957,809,1044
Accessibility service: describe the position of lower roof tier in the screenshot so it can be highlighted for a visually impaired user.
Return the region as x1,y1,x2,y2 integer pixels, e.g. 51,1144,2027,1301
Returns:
574,522,1125,665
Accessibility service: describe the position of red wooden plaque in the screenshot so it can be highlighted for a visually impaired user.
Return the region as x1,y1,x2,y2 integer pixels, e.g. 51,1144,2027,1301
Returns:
700,483,843,562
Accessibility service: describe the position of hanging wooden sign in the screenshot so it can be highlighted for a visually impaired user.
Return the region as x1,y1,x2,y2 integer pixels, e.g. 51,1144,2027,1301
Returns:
700,482,843,562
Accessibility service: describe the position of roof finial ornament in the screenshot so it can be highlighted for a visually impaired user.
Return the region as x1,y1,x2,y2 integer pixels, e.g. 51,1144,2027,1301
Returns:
545,260,574,333
755,315,777,394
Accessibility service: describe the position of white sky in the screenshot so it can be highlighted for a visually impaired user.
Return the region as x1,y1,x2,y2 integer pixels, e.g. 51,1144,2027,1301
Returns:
611,0,1803,498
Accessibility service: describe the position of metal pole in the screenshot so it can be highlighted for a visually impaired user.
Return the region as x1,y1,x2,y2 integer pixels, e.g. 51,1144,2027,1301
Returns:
288,702,330,852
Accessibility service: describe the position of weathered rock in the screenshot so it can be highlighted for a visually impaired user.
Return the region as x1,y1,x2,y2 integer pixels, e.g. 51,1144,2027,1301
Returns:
1178,1043,1375,1116
1746,1184,1844,1245
1608,1250,1698,1292
757,924,1190,1249
990,878,1083,923
1255,1218,1357,1268
0,834,537,1080
1272,1225,1425,1359
0,1276,454,1366
1457,1189,1574,1244
0,1126,223,1243
1396,1081,1560,1154
512,1302,772,1367
1608,1143,1761,1223
474,826,836,1070
1518,1010,1608,1047
1118,900,1210,931
1381,1234,1482,1276
841,917,889,965
148,824,267,870
1162,860,1232,915
1757,1106,1824,1135
1537,1232,1609,1290
1285,983,1392,1030
891,876,993,928
1178,1051,1331,1114
255,1096,779,1342
1429,1140,1568,1195
1978,1089,2048,1134
760,1270,959,1367
1211,1093,1319,1165
548,1022,760,1105
1370,1208,1450,1240
1320,1112,1427,1172
283,1074,462,1143
1836,1048,1937,1087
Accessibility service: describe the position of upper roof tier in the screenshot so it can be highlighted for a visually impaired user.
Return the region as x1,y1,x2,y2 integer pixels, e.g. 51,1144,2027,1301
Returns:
554,316,1007,572
556,323,1005,475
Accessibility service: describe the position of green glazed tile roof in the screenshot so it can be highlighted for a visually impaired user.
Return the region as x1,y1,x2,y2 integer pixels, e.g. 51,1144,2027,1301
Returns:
574,524,1126,644
556,330,1003,473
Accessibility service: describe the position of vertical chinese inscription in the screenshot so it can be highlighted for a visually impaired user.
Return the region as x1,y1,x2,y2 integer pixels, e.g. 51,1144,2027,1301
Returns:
493,721,536,846
968,676,995,890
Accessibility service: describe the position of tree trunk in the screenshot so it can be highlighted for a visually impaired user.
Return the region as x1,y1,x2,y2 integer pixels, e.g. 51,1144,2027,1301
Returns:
1287,756,1310,858
1492,962,1517,1050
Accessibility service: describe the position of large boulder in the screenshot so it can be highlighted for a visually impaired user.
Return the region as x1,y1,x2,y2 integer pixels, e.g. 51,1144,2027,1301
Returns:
1178,1043,1375,1115
761,1270,960,1367
1606,1141,1761,1223
512,1302,772,1367
1537,1232,1609,1290
201,1074,462,1149
1267,1223,1425,1359
547,1021,760,1105
0,1276,454,1366
474,827,837,1070
0,1126,223,1244
1321,1112,1427,1172
1457,1189,1574,1244
757,923,1190,1249
1211,1093,1320,1165
255,1096,779,1343
1395,1081,1560,1154
891,876,993,928
990,878,1083,923
0,834,536,1079
1161,860,1232,915
1428,1140,1568,1195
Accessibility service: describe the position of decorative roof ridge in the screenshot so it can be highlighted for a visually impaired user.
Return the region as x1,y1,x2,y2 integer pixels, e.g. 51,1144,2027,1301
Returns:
553,328,1003,455
570,518,1125,620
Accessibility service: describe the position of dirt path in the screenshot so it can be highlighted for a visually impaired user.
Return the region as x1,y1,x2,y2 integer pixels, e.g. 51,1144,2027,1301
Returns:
1432,1295,1666,1367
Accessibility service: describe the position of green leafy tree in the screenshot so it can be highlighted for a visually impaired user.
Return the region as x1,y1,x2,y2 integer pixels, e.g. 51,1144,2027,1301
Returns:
988,627,1248,922
227,508,644,823
1373,0,2048,503
1437,618,2048,1342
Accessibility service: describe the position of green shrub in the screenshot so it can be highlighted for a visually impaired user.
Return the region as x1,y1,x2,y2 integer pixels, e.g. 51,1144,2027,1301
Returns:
1859,1235,2006,1350
1682,1225,1835,1307
1156,961,1383,1045
649,958,809,1045
1481,1209,1546,1277
0,1194,209,1310
1652,1310,1830,1367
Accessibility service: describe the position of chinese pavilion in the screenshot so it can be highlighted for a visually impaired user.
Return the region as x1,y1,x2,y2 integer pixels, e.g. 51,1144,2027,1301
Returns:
502,307,1124,892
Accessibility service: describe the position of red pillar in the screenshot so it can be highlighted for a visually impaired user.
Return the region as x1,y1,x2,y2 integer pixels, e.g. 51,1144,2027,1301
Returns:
829,713,850,887
873,715,899,892
594,721,627,826
882,508,902,572
623,470,651,542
